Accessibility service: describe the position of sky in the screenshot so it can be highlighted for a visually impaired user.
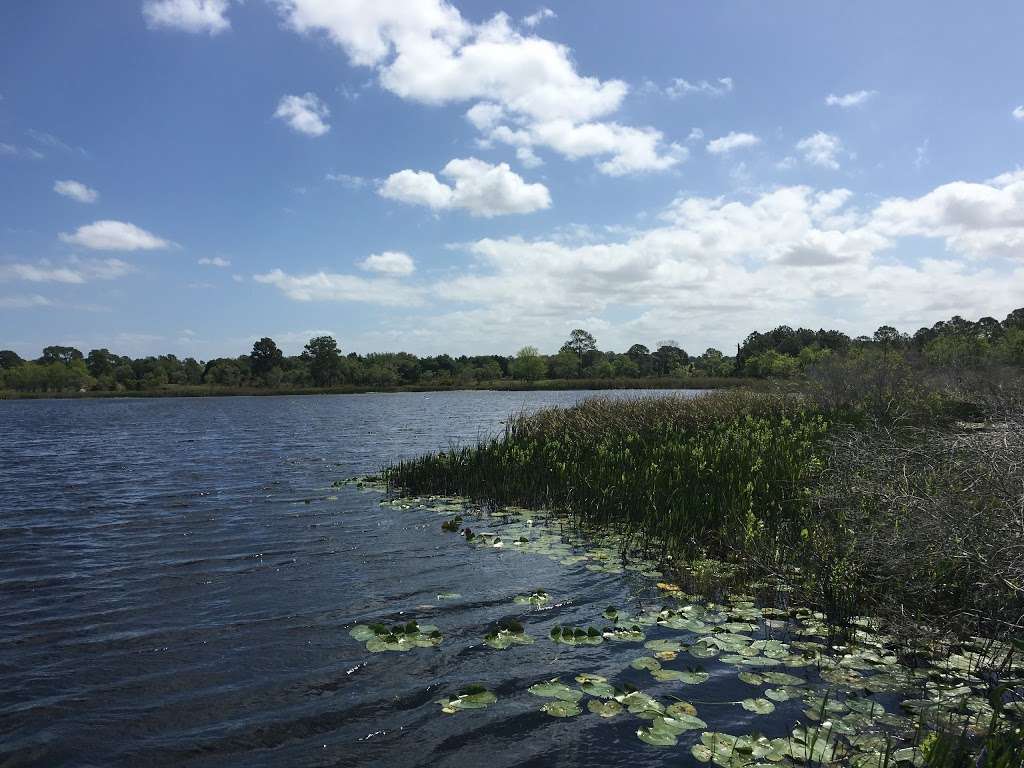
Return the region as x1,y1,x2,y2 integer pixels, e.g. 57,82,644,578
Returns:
1,0,1023,360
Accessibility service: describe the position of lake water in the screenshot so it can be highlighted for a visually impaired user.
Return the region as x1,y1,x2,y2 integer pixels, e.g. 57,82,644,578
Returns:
0,391,961,767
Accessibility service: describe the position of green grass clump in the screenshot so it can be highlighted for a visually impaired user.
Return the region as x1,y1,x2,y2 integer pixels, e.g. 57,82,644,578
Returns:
387,391,828,563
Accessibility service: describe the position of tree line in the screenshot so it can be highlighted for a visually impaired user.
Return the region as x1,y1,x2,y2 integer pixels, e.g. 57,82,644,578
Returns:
1,308,1022,394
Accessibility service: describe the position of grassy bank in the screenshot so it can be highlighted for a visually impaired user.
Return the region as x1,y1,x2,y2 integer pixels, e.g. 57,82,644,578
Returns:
389,391,828,563
0,375,751,401
386,387,1023,638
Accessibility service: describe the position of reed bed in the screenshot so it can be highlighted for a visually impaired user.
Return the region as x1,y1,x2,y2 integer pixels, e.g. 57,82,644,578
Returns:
387,391,828,563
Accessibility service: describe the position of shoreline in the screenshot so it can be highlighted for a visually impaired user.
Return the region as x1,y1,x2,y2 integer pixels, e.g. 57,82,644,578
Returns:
0,376,755,402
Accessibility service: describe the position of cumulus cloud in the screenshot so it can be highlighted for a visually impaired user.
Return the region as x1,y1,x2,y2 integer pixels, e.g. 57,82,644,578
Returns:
870,169,1024,258
142,0,230,34
1013,105,1024,121
0,257,134,283
275,1,682,174
253,268,424,305
706,131,760,154
522,7,555,27
825,90,876,108
796,131,842,169
274,93,330,137
359,251,415,276
379,157,551,216
54,179,98,203
198,256,231,267
58,220,172,251
252,168,1024,353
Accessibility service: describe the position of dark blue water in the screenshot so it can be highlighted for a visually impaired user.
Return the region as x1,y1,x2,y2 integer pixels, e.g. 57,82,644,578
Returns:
0,391,707,767
0,391,938,768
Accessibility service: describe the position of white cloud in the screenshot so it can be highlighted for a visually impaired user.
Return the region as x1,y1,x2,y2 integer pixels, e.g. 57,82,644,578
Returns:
870,169,1024,258
198,256,231,267
54,179,99,203
379,157,551,216
274,93,330,137
796,131,842,169
1013,105,1024,121
706,131,760,155
522,7,555,28
0,258,133,283
686,128,704,143
663,77,733,99
142,0,230,34
249,169,1024,354
0,294,52,309
59,220,172,251
914,138,930,170
253,268,424,305
825,90,876,108
275,2,682,174
359,251,415,276
325,172,367,188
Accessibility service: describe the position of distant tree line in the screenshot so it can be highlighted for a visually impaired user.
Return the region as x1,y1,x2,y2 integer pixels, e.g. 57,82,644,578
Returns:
1,309,1022,394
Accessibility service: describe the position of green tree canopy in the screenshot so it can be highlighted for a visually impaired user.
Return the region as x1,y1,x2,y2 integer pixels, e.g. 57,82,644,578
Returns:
251,337,284,376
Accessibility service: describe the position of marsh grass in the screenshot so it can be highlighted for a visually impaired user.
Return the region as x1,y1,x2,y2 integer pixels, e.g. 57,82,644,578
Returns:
388,391,828,565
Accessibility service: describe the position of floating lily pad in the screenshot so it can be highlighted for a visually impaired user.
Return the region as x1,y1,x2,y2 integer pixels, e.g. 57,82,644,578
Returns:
541,699,581,717
666,701,698,717
484,619,535,649
588,699,623,717
350,620,442,652
437,684,496,714
631,656,662,671
617,690,664,717
764,687,792,702
645,639,683,653
513,590,551,606
528,678,583,701
550,624,603,646
740,697,776,715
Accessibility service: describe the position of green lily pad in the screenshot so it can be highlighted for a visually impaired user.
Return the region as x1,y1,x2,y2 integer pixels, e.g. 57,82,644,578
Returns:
666,701,698,717
588,699,623,717
541,699,581,717
741,697,776,715
630,656,662,671
528,678,583,701
513,590,551,606
765,687,791,702
437,684,496,714
604,625,646,642
352,620,442,652
550,625,603,646
645,639,684,653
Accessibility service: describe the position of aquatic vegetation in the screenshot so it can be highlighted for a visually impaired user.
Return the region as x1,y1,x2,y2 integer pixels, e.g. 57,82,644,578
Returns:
527,678,583,702
575,673,616,698
484,619,534,649
587,699,623,717
549,625,603,646
386,392,830,566
349,620,442,652
512,589,550,606
437,684,497,714
541,699,581,717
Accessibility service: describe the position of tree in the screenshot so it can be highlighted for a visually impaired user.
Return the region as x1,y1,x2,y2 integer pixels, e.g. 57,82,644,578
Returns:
626,344,652,375
1003,308,1024,330
512,346,546,381
550,349,581,378
86,348,116,377
652,345,688,375
303,335,342,386
250,337,284,377
562,329,597,358
41,345,83,366
872,326,902,347
0,350,24,369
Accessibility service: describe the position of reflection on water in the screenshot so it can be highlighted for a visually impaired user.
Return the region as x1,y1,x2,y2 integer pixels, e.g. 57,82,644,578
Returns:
0,391,1014,767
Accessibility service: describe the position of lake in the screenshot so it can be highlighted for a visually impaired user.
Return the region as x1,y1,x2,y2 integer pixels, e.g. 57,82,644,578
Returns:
0,390,942,767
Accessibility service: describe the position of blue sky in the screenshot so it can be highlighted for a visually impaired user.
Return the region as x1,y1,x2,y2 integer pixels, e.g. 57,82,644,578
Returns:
1,0,1022,359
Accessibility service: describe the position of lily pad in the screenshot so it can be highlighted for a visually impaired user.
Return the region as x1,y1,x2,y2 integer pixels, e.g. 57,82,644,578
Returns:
740,697,776,715
437,684,496,714
588,699,623,717
513,590,551,606
550,624,603,646
351,620,442,653
541,699,581,717
484,620,535,649
528,678,583,702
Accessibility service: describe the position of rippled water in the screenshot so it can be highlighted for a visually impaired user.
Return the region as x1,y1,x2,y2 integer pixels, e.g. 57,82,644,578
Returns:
1,391,993,768
0,390,702,767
